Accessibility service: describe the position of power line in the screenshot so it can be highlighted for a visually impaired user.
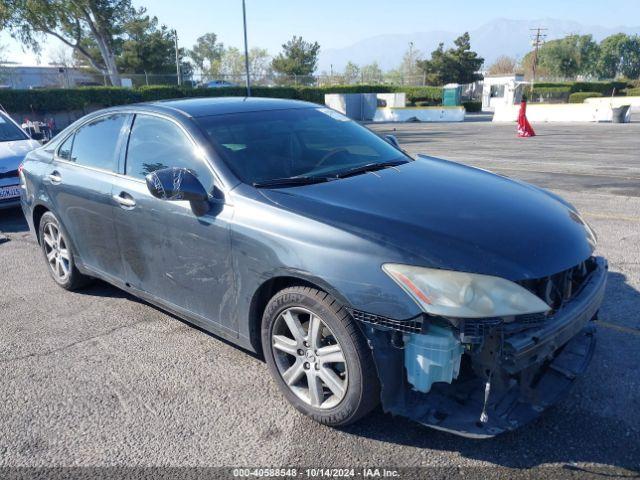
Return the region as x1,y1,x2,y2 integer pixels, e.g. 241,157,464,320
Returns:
529,27,547,93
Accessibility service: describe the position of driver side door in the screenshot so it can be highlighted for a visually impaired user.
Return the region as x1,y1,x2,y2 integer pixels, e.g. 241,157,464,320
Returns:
112,113,237,335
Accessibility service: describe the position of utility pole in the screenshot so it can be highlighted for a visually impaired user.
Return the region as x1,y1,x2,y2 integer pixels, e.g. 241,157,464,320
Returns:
529,27,547,95
242,0,251,96
409,41,414,77
174,29,181,86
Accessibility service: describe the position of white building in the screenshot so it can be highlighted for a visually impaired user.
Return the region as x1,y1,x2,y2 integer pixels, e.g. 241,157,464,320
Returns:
482,74,525,111
0,64,103,89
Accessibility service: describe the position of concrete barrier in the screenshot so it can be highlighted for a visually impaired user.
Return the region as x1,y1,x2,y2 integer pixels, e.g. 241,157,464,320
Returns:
493,103,619,123
585,96,639,119
376,93,406,108
373,107,465,123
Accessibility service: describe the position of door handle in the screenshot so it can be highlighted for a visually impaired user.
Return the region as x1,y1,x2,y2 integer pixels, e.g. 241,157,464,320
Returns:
48,171,62,184
113,192,136,209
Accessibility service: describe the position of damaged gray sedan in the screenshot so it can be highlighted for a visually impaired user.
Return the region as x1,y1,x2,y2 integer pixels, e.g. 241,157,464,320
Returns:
20,98,606,438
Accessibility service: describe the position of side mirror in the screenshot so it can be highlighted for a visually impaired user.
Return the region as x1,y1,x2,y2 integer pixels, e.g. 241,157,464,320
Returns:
385,134,401,149
146,167,208,202
146,167,212,216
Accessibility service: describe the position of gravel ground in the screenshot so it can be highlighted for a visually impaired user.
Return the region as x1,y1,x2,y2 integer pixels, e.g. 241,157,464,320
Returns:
1,121,639,478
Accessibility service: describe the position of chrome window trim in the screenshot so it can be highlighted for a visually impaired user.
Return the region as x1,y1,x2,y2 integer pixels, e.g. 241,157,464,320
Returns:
125,111,222,188
52,109,227,195
53,111,130,175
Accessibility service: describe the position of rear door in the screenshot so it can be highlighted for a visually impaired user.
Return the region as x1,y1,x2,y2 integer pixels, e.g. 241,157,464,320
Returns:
45,113,130,280
112,113,236,334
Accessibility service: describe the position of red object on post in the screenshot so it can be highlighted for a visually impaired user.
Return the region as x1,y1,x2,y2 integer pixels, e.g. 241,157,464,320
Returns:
517,100,536,137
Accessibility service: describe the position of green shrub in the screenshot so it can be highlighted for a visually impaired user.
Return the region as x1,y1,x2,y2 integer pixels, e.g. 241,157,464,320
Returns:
392,86,442,103
296,84,394,103
568,92,603,103
462,101,482,112
532,81,628,96
0,86,145,112
625,87,640,97
0,84,443,113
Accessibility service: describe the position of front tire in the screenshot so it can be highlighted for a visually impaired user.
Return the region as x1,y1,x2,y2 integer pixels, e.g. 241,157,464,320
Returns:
39,211,92,291
261,286,379,426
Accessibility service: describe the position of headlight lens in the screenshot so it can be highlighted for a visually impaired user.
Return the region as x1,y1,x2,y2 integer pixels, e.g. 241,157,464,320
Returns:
382,264,550,318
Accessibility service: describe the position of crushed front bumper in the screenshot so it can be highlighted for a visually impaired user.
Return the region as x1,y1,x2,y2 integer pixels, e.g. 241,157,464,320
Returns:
358,256,607,438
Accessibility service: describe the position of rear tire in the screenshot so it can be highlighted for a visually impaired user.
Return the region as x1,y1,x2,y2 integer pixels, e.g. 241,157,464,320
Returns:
261,286,379,426
39,211,93,291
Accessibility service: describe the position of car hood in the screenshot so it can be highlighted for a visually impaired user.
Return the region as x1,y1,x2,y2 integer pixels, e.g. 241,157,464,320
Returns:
259,157,595,280
0,139,40,171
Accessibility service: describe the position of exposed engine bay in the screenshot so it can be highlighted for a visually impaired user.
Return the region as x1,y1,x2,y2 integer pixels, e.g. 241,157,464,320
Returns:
354,256,607,438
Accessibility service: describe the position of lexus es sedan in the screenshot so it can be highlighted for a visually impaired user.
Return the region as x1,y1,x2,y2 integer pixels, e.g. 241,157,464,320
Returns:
0,111,40,209
20,98,606,438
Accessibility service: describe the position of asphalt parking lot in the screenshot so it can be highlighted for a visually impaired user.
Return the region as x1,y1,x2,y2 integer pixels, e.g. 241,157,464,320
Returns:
1,121,639,477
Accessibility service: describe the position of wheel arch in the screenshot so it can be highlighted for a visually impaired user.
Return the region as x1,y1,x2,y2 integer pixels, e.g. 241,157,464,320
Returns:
32,203,50,244
247,273,352,357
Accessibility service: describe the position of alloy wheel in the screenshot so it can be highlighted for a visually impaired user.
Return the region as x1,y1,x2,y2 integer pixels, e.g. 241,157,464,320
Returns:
42,222,70,282
271,307,348,409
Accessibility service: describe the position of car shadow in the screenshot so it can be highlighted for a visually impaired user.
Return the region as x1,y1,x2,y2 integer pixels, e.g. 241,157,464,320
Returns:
339,270,640,472
3,207,639,472
0,207,29,234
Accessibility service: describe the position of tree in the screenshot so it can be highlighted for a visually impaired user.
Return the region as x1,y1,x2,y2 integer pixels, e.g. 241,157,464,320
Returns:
448,33,484,83
248,47,271,79
343,61,360,84
417,33,483,85
522,34,599,80
0,0,137,85
219,47,245,78
596,33,640,79
361,62,383,83
399,43,421,81
49,46,78,68
271,36,320,79
487,55,519,75
189,33,224,75
117,14,179,74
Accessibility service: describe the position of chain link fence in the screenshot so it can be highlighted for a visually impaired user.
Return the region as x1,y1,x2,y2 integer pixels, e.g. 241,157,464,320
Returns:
0,67,435,89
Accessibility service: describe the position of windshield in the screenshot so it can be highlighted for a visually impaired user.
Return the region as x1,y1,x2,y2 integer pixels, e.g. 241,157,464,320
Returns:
0,113,29,142
196,107,410,184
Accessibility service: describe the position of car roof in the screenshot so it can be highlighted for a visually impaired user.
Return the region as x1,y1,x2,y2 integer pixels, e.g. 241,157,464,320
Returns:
144,96,317,118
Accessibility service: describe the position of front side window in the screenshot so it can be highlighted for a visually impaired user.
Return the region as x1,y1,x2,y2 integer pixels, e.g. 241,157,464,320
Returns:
125,114,214,191
68,114,128,171
58,134,74,160
195,107,409,184
0,113,29,142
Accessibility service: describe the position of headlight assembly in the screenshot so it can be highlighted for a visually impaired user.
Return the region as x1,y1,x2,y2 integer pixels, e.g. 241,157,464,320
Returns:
382,264,550,319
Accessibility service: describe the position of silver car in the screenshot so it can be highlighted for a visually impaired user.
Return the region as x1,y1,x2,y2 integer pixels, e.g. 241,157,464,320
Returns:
0,111,40,209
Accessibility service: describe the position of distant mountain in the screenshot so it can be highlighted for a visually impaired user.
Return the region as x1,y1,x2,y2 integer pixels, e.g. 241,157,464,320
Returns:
317,18,640,72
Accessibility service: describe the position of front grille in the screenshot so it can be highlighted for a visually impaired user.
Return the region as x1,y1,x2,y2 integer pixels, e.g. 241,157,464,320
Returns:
460,317,502,343
0,169,18,179
350,309,423,334
517,257,597,311
460,257,598,344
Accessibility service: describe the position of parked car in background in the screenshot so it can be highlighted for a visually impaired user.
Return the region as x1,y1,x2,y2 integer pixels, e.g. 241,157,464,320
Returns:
20,98,606,438
0,111,40,209
199,80,237,88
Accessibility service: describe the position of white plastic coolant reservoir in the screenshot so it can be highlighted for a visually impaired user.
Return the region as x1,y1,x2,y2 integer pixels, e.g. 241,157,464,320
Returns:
403,325,464,393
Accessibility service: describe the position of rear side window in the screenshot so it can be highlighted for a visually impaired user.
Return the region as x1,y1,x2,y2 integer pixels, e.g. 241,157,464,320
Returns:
125,114,214,190
67,114,128,171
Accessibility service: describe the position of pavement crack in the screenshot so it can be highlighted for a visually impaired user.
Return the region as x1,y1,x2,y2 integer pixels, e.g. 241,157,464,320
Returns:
0,319,151,363
596,320,640,336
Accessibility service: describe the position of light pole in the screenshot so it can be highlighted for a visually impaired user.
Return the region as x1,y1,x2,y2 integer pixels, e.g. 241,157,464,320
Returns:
174,29,181,86
242,0,251,96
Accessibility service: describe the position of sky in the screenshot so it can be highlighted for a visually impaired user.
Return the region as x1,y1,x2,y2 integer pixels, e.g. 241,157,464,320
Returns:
1,0,637,65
